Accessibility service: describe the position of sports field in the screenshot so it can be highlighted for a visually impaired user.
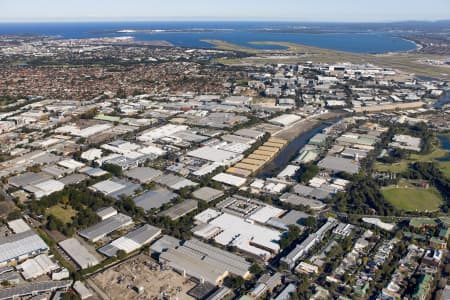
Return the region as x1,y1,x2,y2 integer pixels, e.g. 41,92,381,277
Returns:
382,186,443,212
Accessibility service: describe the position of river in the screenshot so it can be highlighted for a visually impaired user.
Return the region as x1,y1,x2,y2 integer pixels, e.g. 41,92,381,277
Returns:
437,135,450,162
258,122,330,178
433,91,450,109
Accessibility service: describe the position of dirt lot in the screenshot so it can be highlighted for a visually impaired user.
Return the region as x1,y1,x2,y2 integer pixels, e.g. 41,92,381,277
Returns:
92,255,196,300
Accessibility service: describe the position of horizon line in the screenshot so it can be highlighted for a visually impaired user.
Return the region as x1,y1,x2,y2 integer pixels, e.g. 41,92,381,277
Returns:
0,18,449,24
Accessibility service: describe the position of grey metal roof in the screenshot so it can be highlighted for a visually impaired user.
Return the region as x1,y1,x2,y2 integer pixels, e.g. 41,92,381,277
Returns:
78,213,133,242
159,239,250,285
317,156,360,174
133,188,177,211
267,210,310,230
96,206,117,218
192,187,224,202
0,230,49,264
183,239,250,277
150,235,181,254
234,128,265,139
154,174,198,190
58,238,100,269
98,224,161,257
59,173,88,185
172,131,208,143
292,184,314,197
158,199,198,220
125,167,162,183
106,178,141,200
126,224,161,245
41,165,68,178
8,172,51,187
280,193,326,210
0,280,72,300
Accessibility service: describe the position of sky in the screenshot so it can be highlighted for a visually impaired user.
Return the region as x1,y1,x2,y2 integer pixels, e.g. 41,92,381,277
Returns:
0,0,449,22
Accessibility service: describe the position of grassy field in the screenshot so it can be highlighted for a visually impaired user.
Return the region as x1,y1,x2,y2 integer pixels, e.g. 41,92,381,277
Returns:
206,40,450,80
374,161,410,173
47,204,77,224
382,185,443,212
440,161,450,178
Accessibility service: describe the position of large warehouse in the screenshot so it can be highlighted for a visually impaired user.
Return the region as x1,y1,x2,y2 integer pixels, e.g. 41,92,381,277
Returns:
159,239,251,285
78,213,133,242
187,146,242,166
58,238,100,269
0,230,49,267
98,224,161,257
192,205,283,261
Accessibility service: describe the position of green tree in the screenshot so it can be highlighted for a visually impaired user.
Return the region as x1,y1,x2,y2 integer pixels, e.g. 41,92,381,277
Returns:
116,250,127,260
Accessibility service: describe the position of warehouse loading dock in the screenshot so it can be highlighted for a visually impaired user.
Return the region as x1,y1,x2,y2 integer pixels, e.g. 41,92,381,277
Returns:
226,137,288,178
226,167,252,178
241,158,266,166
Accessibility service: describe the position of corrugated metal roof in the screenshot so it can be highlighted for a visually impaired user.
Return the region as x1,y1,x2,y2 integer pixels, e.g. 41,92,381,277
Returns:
0,231,49,264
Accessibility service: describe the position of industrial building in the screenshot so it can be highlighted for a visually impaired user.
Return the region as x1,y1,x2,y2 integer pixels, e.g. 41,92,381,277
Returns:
73,281,93,300
159,239,251,285
280,193,326,210
98,224,161,257
149,235,181,254
226,137,287,177
192,187,224,203
78,213,133,242
0,280,72,300
89,178,140,200
7,218,31,233
59,238,100,269
8,172,51,188
267,210,310,231
192,203,283,261
317,156,360,175
158,199,198,221
124,167,162,183
153,173,198,190
23,179,65,199
96,206,118,220
133,188,178,212
187,146,243,166
269,114,302,127
0,230,49,267
17,254,58,280
212,173,247,187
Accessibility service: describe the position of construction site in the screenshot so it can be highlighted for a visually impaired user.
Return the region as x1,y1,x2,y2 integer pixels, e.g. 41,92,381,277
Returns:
91,255,196,300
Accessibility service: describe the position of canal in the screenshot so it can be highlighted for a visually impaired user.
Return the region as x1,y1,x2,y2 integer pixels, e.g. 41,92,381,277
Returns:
258,122,330,178
433,91,450,109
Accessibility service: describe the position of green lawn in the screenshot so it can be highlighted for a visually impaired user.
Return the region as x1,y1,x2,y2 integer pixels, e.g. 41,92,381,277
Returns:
382,186,443,212
440,161,450,179
374,161,409,173
46,204,77,224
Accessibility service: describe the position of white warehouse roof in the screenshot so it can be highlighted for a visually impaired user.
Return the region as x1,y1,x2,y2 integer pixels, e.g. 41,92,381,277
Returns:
7,219,31,234
0,230,49,266
187,147,241,164
212,173,247,187
269,114,302,127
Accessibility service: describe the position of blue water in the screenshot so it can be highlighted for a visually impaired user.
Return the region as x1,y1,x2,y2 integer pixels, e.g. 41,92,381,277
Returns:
0,22,417,53
437,135,450,162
